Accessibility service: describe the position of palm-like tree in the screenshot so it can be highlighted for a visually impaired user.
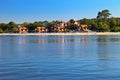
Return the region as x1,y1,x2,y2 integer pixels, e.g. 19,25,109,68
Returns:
97,9,111,19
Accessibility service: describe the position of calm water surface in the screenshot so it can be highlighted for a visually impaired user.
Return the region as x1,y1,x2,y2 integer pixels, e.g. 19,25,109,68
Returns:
0,35,120,80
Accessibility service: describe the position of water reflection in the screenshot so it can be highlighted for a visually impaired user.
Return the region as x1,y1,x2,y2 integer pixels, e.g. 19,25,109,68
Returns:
15,36,89,44
1,35,120,59
0,37,2,56
97,36,110,60
0,35,92,59
1,36,120,80
18,36,27,44
96,36,120,61
96,35,120,42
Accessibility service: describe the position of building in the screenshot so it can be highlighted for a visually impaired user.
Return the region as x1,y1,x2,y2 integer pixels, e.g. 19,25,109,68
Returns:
53,26,67,32
18,26,28,33
74,21,80,26
36,27,48,33
52,21,68,32
80,25,88,32
69,19,80,26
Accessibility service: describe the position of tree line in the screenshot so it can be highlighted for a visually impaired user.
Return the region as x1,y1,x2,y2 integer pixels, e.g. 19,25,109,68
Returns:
80,9,120,32
0,9,120,33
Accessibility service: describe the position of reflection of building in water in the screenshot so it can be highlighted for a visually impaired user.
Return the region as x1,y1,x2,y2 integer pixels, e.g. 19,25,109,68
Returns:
60,36,65,55
58,36,65,44
80,36,88,42
17,36,27,56
18,36,26,44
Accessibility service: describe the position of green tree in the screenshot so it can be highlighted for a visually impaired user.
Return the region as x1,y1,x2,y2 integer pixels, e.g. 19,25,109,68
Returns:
23,22,30,27
33,21,44,27
43,21,49,27
89,22,98,31
0,28,3,33
80,18,90,24
7,21,17,33
97,9,111,19
98,22,110,32
0,23,7,32
26,23,34,32
67,20,79,31
111,26,120,32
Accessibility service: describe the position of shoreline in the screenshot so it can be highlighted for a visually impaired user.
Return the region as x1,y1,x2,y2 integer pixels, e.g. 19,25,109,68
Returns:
0,32,120,36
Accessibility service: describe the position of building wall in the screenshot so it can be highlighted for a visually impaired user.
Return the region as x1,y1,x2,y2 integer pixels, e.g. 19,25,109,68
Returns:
36,27,48,32
18,27,28,33
81,25,88,31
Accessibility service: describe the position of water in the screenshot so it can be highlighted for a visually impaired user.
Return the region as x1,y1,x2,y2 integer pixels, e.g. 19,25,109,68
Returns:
0,35,120,80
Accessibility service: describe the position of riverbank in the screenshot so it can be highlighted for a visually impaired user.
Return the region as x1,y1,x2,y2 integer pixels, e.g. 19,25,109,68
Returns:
0,32,120,36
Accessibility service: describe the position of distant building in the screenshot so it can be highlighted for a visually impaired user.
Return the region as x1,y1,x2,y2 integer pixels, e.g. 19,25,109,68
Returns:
80,25,88,32
36,27,48,33
18,26,28,33
74,21,80,26
69,19,80,26
53,26,67,32
59,21,67,27
52,21,68,32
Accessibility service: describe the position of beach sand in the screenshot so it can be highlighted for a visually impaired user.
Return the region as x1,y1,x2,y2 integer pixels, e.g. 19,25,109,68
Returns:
0,32,120,36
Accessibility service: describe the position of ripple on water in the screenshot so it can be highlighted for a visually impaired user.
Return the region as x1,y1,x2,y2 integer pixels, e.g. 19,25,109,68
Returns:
0,36,120,80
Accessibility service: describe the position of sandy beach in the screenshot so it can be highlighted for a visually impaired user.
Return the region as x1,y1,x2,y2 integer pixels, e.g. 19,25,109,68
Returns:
0,32,120,36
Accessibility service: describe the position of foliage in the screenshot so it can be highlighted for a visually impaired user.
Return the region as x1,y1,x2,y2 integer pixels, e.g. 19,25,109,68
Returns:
0,28,3,33
8,21,17,33
97,9,111,19
67,23,79,31
0,22,17,33
67,19,79,31
98,22,110,32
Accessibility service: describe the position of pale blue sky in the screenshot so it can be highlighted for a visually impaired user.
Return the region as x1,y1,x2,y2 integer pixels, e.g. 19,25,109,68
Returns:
0,0,120,23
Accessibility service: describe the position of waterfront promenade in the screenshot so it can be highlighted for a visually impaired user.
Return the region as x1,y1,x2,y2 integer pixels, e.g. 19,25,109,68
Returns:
0,32,120,36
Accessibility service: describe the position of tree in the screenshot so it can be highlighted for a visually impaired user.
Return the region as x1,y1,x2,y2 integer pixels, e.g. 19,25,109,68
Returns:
7,21,17,33
67,19,79,31
98,22,110,32
23,22,30,27
26,23,35,32
97,12,102,19
97,9,111,19
111,26,120,32
0,28,3,33
67,24,79,31
2,21,17,32
89,21,98,31
43,21,49,27
33,21,44,27
0,23,7,32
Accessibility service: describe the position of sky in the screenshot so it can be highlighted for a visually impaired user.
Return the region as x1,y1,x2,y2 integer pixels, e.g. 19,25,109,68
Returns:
0,0,120,23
